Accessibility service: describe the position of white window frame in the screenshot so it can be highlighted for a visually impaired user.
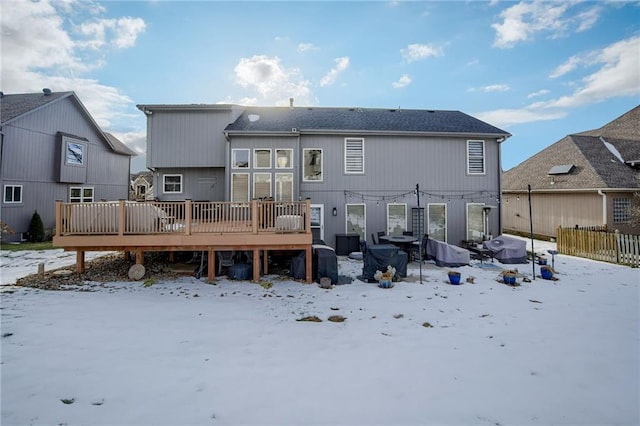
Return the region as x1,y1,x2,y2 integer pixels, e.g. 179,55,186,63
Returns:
467,140,485,175
253,148,272,169
303,148,323,182
275,149,293,169
69,186,94,203
346,203,366,242
466,202,485,241
3,185,23,204
386,203,407,236
427,203,447,242
162,174,183,194
253,172,272,199
344,138,365,174
232,149,250,169
231,173,250,202
275,173,294,201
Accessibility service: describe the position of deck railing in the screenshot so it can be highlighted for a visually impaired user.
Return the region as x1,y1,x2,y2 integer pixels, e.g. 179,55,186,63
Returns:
56,199,311,236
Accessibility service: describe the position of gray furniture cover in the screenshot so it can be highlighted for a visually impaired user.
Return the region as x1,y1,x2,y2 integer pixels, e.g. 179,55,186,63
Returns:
361,244,408,282
483,235,528,264
426,239,470,267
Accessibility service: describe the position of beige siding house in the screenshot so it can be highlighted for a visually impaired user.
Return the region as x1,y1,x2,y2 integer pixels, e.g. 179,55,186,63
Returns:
502,106,640,238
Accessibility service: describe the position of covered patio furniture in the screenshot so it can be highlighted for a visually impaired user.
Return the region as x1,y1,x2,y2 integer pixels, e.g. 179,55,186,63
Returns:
361,244,408,282
483,235,528,264
426,239,470,267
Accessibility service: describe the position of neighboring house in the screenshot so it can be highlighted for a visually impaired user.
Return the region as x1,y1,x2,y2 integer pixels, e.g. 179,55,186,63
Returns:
502,105,640,238
130,171,155,201
137,102,510,248
1,89,136,242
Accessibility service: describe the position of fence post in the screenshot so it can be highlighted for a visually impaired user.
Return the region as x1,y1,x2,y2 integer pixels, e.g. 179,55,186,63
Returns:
615,229,620,264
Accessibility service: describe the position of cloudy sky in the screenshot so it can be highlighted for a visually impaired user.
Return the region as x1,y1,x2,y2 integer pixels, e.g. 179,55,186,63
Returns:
1,0,638,173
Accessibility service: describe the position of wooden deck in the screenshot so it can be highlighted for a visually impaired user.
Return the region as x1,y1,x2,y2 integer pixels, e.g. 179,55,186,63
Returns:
53,199,313,283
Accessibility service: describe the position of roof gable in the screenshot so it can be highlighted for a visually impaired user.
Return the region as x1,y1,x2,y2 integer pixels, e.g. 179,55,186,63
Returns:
504,106,640,191
1,90,135,158
1,91,73,124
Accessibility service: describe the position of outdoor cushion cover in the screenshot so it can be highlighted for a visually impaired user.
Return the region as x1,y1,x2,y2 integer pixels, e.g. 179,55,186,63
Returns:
426,239,470,267
483,235,528,264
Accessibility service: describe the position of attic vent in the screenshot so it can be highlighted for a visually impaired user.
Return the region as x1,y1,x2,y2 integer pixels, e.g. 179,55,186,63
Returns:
548,164,574,175
248,114,260,122
291,127,298,132
43,88,52,95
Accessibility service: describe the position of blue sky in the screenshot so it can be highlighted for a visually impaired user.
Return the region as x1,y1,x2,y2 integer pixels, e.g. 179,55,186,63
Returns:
2,0,639,173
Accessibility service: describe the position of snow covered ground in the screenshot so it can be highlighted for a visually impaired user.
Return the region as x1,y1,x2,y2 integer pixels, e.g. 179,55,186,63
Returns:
1,237,639,425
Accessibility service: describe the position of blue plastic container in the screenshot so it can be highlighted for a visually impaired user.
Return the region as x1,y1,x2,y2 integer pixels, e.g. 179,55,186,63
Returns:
448,273,461,285
503,274,516,285
378,279,394,288
541,267,554,280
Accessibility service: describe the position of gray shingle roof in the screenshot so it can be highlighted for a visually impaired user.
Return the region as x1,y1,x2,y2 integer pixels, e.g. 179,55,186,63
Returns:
1,91,73,124
1,91,136,157
224,106,510,136
503,105,640,191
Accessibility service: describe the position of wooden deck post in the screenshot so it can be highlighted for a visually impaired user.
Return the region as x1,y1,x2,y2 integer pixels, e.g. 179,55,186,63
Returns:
185,199,192,236
305,198,311,235
252,199,259,234
136,249,144,265
208,249,215,282
55,200,62,236
76,251,85,273
253,248,261,282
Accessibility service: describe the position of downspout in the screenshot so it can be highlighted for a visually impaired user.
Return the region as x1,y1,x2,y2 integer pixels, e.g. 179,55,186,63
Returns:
497,137,503,235
224,131,230,201
597,189,607,227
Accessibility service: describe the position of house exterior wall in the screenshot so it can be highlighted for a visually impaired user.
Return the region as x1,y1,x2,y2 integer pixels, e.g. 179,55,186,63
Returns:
1,96,130,242
228,133,502,248
154,168,225,201
502,191,604,238
604,190,639,235
146,109,234,168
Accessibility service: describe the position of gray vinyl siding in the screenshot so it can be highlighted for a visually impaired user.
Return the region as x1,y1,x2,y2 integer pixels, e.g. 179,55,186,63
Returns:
295,134,501,246
0,96,131,242
146,110,232,168
155,168,225,202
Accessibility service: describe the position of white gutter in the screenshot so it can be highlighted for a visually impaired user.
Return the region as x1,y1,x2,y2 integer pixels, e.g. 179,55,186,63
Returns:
597,189,607,225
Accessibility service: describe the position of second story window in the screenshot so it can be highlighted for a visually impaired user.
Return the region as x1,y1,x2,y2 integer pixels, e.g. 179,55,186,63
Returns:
467,140,485,175
163,174,182,194
276,149,293,169
254,149,271,169
613,197,631,223
345,138,364,174
232,149,250,169
303,148,323,181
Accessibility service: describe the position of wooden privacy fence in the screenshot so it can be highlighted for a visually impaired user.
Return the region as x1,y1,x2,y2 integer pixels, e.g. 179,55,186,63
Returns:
556,226,640,267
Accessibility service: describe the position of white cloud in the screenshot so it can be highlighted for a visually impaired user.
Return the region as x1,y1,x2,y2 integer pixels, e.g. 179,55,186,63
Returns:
234,55,313,105
550,55,583,78
527,89,550,99
392,74,412,88
477,36,640,128
400,43,442,63
320,57,350,87
492,1,602,48
0,0,145,137
297,43,317,52
468,84,510,93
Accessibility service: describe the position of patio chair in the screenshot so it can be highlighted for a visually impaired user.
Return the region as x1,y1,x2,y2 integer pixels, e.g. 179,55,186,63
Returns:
410,234,429,262
216,251,235,275
377,231,386,240
371,233,378,245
